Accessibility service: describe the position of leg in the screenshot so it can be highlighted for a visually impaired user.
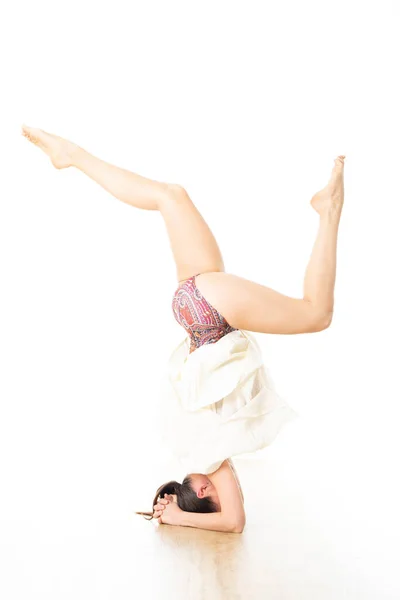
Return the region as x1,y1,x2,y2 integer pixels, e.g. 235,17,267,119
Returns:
194,156,345,334
21,125,224,282
21,125,344,335
70,148,224,280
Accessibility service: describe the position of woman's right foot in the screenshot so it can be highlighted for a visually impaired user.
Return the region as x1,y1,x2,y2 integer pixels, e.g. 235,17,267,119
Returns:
311,155,346,218
21,125,77,169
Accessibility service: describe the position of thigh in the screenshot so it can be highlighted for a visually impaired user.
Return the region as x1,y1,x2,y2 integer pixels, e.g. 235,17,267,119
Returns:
160,185,225,282
195,272,322,335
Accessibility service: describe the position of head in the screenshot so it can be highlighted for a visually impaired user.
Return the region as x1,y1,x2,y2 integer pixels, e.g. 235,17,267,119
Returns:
136,473,221,520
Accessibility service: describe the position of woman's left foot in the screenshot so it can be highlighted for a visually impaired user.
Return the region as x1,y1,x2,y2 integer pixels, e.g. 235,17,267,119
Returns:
21,125,77,169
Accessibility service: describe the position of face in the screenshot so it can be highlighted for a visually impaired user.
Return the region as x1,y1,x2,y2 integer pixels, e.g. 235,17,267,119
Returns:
189,473,221,511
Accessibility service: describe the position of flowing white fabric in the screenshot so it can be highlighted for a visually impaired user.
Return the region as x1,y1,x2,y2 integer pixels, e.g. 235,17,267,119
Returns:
158,329,298,475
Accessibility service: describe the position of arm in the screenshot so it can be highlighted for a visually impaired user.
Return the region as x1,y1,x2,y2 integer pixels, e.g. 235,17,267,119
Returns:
155,460,246,533
180,510,240,533
208,459,246,532
153,497,239,533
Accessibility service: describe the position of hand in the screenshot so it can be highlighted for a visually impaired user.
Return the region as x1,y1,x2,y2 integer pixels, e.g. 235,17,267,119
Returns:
153,494,183,525
153,496,170,521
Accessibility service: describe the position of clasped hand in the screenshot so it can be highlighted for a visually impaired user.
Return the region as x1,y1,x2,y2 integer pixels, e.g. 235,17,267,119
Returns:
153,493,183,525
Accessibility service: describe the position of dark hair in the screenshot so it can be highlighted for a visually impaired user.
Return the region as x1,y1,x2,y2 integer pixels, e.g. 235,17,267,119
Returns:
136,475,218,520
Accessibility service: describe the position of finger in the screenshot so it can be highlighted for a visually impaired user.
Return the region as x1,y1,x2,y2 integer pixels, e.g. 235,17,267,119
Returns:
158,517,162,524
159,498,169,505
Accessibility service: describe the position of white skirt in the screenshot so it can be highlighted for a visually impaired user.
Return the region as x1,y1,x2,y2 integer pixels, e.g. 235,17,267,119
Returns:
158,329,298,475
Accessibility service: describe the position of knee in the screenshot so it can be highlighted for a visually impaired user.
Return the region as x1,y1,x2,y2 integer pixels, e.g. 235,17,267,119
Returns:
157,183,189,209
165,183,189,200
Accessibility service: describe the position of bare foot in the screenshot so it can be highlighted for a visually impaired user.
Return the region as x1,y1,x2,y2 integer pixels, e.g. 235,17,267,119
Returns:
21,125,77,169
311,155,346,218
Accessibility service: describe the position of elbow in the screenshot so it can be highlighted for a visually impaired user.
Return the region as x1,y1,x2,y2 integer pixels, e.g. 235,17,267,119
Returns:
230,518,246,534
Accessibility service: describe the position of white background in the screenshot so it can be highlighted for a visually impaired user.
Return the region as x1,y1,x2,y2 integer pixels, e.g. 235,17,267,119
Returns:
1,1,399,598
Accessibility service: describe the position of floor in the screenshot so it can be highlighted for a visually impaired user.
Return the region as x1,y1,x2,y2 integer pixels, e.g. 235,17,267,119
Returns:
2,456,397,600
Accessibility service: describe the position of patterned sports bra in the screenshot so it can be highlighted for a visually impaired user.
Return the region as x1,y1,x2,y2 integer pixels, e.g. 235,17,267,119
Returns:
172,274,238,354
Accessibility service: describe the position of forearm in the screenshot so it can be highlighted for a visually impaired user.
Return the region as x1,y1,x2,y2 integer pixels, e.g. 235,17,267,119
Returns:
180,511,241,533
71,145,169,210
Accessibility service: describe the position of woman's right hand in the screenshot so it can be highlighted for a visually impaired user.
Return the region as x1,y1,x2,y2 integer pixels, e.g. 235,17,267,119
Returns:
153,495,171,520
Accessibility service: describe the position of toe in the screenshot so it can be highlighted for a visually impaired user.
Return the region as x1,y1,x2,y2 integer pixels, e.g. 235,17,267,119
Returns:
22,125,33,136
333,157,344,170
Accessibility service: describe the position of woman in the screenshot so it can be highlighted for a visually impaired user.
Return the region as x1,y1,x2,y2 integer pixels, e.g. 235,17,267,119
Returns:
21,124,345,533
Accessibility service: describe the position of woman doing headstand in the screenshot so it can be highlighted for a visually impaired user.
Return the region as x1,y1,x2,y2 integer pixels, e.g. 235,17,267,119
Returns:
22,124,345,533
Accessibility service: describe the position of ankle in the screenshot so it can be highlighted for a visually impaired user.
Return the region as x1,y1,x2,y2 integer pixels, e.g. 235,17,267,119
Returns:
70,144,84,169
320,205,342,226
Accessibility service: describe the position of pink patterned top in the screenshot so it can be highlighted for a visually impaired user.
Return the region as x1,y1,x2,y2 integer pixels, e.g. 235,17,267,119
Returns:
172,274,238,354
